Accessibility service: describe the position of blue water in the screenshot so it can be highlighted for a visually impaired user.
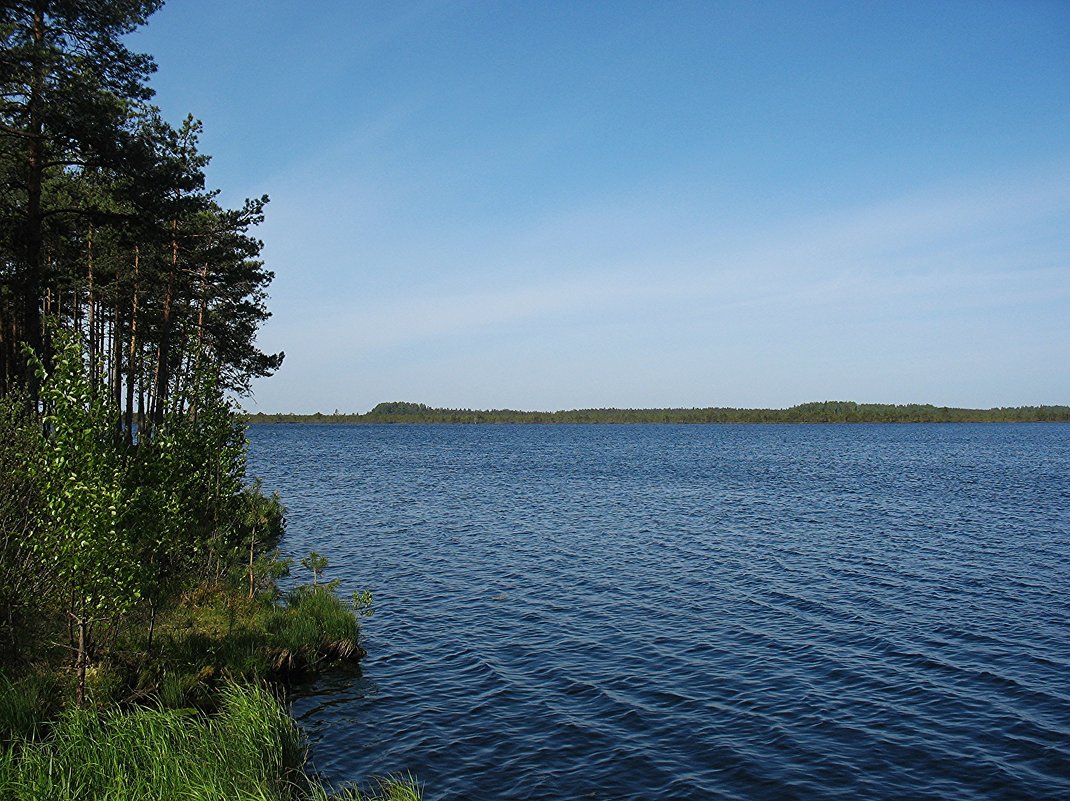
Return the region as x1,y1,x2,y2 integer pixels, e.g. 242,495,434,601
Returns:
246,423,1070,800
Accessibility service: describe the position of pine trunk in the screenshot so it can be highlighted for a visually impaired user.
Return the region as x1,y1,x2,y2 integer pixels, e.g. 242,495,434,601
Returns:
21,2,48,390
126,247,140,443
151,220,179,432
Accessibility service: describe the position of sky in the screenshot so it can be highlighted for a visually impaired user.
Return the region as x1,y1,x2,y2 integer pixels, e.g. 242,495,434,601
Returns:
126,0,1070,413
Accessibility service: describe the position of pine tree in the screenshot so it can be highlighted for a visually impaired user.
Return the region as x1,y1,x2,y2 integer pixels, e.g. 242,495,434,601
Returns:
0,0,162,388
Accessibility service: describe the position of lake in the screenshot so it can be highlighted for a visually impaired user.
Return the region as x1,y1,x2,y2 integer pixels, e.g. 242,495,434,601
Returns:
246,423,1070,801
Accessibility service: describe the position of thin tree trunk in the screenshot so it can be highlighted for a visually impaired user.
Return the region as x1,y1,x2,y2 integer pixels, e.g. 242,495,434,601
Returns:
137,378,146,439
73,287,81,340
112,294,124,438
147,602,157,650
151,219,178,432
248,525,256,599
17,2,48,397
75,614,87,708
126,247,140,444
87,225,96,371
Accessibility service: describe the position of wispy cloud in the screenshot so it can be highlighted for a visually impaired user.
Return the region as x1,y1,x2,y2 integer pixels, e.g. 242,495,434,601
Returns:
273,157,1070,350
243,152,1070,413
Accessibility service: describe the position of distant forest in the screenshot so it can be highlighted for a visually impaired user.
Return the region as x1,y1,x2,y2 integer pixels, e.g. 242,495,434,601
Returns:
246,400,1070,425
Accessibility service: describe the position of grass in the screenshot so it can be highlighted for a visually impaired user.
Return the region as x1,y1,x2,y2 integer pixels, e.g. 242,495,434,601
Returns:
144,577,365,701
101,581,369,710
313,775,424,801
1,683,302,800
266,585,361,671
0,671,65,742
0,579,417,800
0,683,421,801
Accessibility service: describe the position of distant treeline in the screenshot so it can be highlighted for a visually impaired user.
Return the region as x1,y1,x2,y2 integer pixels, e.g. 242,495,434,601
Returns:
245,400,1070,425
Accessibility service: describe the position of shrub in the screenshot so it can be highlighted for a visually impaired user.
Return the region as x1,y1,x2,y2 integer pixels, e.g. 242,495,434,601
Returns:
0,393,48,664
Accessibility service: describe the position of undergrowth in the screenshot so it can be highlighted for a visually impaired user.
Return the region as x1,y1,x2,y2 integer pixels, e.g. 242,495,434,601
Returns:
142,580,366,709
0,574,417,800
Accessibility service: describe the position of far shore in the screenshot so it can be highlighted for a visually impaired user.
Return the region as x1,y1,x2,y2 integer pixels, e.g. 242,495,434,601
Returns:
243,400,1070,426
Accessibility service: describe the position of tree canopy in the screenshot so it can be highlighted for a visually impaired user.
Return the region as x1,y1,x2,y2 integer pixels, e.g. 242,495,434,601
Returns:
0,0,285,704
0,0,281,425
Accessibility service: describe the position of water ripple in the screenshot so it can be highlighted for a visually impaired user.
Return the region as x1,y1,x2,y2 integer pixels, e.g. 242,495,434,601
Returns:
250,423,1070,801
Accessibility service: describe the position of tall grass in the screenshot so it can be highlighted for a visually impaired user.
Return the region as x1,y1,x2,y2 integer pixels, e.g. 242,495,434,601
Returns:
1,683,304,800
0,681,422,799
0,671,64,742
266,585,361,672
312,774,423,801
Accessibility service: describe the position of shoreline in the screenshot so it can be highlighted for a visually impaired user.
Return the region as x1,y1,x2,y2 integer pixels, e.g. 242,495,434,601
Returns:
243,400,1070,426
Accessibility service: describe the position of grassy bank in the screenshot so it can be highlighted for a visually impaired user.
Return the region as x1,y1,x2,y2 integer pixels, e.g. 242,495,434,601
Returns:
0,577,420,801
144,580,366,708
0,340,421,799
0,682,418,801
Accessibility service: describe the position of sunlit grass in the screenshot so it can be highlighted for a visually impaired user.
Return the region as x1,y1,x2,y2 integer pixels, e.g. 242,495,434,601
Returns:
313,774,424,801
0,683,421,800
1,683,300,799
267,585,361,669
0,580,412,800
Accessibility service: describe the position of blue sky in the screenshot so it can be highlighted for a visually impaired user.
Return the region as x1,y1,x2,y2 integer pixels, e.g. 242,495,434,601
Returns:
128,1,1070,413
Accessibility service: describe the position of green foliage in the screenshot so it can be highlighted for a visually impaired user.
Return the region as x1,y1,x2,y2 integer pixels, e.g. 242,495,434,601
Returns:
352,590,374,619
247,401,1070,425
0,0,163,382
148,373,249,584
368,401,435,417
0,393,47,661
0,1,283,398
30,333,140,623
0,683,305,801
26,332,143,703
242,479,287,552
9,333,295,702
240,479,289,599
300,551,330,586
